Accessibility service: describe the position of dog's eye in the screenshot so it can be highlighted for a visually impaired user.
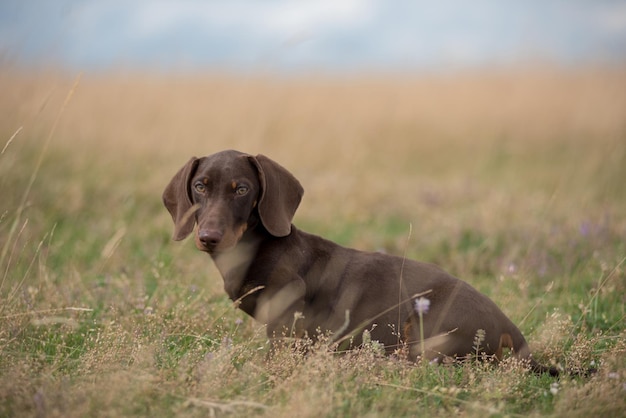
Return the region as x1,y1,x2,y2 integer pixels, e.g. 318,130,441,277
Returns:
194,182,206,193
235,185,249,196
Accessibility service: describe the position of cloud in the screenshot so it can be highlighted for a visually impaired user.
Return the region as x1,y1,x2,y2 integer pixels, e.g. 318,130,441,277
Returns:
590,2,626,35
74,0,374,40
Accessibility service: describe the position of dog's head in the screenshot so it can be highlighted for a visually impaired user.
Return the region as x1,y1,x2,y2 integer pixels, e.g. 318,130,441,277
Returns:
163,150,303,254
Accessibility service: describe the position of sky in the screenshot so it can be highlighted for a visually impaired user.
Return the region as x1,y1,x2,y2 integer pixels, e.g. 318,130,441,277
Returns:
1,0,626,73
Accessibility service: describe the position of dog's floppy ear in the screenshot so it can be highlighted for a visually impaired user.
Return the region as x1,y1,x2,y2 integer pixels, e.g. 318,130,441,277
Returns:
249,154,304,237
162,157,201,241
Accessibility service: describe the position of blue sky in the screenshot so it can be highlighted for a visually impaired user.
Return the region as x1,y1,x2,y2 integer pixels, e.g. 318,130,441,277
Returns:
1,0,626,73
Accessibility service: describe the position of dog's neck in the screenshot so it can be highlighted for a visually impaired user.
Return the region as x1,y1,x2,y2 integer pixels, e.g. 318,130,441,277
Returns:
211,237,259,276
210,227,266,299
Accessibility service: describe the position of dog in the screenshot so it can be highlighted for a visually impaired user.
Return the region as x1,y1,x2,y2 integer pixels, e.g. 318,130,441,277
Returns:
163,149,560,374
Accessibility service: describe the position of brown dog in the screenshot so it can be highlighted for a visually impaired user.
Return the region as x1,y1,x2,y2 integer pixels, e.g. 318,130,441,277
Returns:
163,150,558,374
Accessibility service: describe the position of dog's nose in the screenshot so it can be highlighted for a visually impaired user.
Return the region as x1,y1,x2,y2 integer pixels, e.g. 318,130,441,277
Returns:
198,229,223,248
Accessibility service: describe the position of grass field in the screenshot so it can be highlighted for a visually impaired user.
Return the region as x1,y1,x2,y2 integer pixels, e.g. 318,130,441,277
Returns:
1,66,625,417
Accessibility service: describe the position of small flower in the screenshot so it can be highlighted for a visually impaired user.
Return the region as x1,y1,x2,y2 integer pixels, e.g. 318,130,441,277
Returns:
550,382,559,395
579,221,591,237
414,296,430,362
414,297,430,315
235,318,243,326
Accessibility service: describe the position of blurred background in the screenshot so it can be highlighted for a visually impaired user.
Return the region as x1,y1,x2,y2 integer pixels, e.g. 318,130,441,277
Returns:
2,0,625,225
2,0,625,251
1,0,625,253
2,0,626,73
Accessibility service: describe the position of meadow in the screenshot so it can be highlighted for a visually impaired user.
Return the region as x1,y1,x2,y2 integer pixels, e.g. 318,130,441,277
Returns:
0,66,625,417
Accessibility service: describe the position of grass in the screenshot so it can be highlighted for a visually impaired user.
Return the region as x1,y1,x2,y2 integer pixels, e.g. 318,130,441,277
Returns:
1,66,625,417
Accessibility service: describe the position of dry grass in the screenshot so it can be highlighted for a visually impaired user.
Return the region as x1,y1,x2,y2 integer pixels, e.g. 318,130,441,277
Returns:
1,65,625,417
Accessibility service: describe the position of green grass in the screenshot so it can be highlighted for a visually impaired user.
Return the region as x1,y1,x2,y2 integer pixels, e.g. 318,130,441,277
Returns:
1,69,625,417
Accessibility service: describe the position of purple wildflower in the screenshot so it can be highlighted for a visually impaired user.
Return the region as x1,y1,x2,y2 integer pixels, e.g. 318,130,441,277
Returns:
579,221,591,237
414,297,430,315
